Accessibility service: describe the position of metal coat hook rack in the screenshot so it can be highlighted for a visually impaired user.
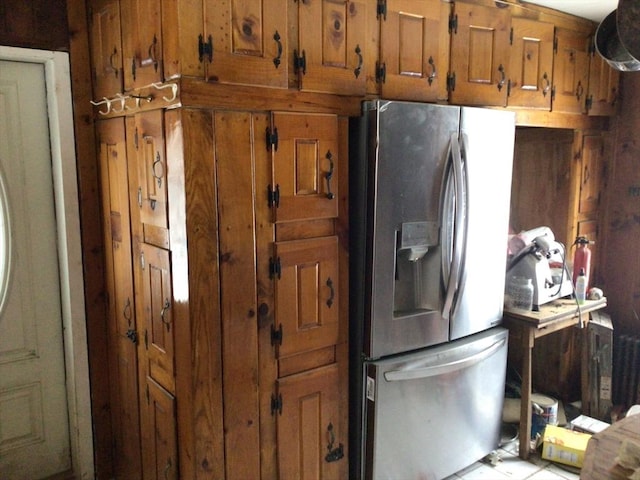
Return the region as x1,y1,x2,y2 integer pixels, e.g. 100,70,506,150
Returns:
89,97,112,115
89,82,178,114
151,82,178,102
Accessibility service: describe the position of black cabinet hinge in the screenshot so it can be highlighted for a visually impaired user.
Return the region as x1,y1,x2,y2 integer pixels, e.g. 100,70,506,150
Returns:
551,85,556,102
589,37,596,56
269,256,282,279
507,79,512,97
267,185,280,209
377,0,387,20
198,34,213,63
271,393,283,415
375,62,386,83
271,323,283,346
447,72,456,92
586,95,593,112
266,126,278,152
553,36,558,54
449,13,458,34
144,329,149,349
294,49,306,75
510,27,514,45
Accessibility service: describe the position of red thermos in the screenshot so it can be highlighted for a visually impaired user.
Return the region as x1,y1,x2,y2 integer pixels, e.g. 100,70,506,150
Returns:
572,237,592,290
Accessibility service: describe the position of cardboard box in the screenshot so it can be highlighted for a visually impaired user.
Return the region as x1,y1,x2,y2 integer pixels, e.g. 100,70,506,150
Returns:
541,425,592,468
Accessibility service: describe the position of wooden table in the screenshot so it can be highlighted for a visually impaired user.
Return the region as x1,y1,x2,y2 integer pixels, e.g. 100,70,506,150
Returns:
503,297,607,460
581,413,640,479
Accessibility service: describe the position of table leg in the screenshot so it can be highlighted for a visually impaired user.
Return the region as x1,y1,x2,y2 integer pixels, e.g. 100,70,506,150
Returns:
519,328,534,460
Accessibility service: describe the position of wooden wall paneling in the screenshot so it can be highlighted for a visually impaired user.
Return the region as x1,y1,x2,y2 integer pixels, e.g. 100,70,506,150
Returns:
363,0,380,96
166,108,224,479
253,112,278,479
214,111,261,479
67,0,114,476
0,0,69,51
509,127,574,247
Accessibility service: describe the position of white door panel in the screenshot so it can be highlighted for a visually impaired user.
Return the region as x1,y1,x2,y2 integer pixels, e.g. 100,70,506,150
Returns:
0,60,71,479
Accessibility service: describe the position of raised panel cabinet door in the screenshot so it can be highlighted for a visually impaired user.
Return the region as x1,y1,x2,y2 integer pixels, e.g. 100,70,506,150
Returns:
89,0,124,98
121,0,163,90
276,364,345,479
508,17,554,110
270,112,339,223
203,0,288,88
274,236,339,359
97,118,143,479
449,1,511,106
142,377,178,480
139,243,175,393
552,29,589,114
587,49,620,116
296,0,367,95
379,0,450,102
128,110,169,249
579,135,603,215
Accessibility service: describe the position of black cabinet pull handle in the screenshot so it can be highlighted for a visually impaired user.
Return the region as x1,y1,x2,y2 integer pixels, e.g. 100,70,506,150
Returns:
273,31,282,68
497,64,506,91
160,298,171,331
326,277,335,308
542,72,550,97
427,56,436,85
325,150,335,200
354,45,363,78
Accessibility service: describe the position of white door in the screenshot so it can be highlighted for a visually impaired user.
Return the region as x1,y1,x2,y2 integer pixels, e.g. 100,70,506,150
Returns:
0,60,72,478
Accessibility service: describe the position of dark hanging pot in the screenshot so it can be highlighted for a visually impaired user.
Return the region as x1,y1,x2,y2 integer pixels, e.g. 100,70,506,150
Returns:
595,2,640,72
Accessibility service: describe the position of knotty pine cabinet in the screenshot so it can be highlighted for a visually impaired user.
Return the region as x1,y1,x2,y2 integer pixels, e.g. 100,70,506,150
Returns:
89,0,123,99
448,1,511,107
587,44,620,116
552,28,590,115
377,0,450,102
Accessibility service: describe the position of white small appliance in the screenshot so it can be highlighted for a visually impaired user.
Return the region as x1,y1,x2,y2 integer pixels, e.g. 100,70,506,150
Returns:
507,226,573,309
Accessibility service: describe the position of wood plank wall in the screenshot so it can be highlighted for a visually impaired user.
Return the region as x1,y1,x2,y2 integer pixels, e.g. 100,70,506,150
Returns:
0,0,69,51
600,73,640,337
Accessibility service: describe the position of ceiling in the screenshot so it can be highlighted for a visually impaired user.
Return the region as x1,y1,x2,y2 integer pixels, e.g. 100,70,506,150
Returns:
521,0,617,23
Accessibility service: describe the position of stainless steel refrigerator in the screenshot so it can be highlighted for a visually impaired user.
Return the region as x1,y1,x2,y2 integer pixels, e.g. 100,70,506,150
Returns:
349,100,515,479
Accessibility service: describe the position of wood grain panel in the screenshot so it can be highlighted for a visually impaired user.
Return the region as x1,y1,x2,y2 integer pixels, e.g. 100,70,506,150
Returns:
214,110,261,480
0,0,69,51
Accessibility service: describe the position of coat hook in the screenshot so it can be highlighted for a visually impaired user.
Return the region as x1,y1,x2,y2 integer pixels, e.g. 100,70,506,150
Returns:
111,93,128,114
151,82,178,102
90,97,112,115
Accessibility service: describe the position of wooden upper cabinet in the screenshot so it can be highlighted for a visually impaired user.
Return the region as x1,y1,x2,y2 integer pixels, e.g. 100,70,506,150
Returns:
276,363,345,479
89,0,124,98
202,0,288,88
552,28,590,114
587,43,620,116
142,377,178,480
274,236,340,359
507,17,554,110
127,111,169,249
139,243,175,394
295,0,367,95
578,134,604,215
449,2,511,107
378,0,450,102
121,0,163,90
270,112,339,223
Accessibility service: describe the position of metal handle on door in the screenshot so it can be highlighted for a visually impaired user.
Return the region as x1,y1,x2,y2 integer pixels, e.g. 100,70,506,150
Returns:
542,72,550,97
325,151,335,200
152,152,164,188
273,31,282,68
326,277,335,308
497,64,506,91
160,298,171,331
427,56,436,85
354,45,363,78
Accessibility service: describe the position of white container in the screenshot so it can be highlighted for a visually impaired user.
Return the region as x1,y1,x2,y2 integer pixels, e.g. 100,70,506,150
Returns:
576,268,587,304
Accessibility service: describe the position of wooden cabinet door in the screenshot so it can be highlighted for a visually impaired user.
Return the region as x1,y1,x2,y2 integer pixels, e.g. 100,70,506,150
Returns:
142,377,178,480
121,0,163,90
89,0,123,98
127,111,169,249
274,236,339,359
139,243,175,393
270,112,339,223
579,134,603,215
552,28,589,114
508,17,553,110
587,47,620,116
277,364,345,479
449,1,511,106
296,0,367,95
202,0,288,88
96,118,143,478
378,0,450,102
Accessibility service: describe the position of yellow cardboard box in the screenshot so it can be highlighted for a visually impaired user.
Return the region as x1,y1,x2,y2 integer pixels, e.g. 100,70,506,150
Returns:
541,425,592,468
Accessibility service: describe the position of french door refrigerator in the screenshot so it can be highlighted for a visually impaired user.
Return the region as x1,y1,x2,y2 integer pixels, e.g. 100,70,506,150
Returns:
349,100,515,479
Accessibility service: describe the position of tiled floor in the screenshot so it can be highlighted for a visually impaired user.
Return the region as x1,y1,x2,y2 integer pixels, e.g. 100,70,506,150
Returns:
446,439,581,480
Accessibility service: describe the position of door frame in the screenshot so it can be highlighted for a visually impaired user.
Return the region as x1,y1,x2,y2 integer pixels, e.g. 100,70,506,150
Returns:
0,46,94,478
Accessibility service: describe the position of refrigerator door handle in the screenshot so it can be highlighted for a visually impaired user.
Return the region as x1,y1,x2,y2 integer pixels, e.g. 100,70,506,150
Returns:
442,133,466,320
383,337,506,382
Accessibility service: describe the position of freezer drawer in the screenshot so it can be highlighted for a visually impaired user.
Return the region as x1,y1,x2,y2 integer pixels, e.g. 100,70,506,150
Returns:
362,328,508,480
